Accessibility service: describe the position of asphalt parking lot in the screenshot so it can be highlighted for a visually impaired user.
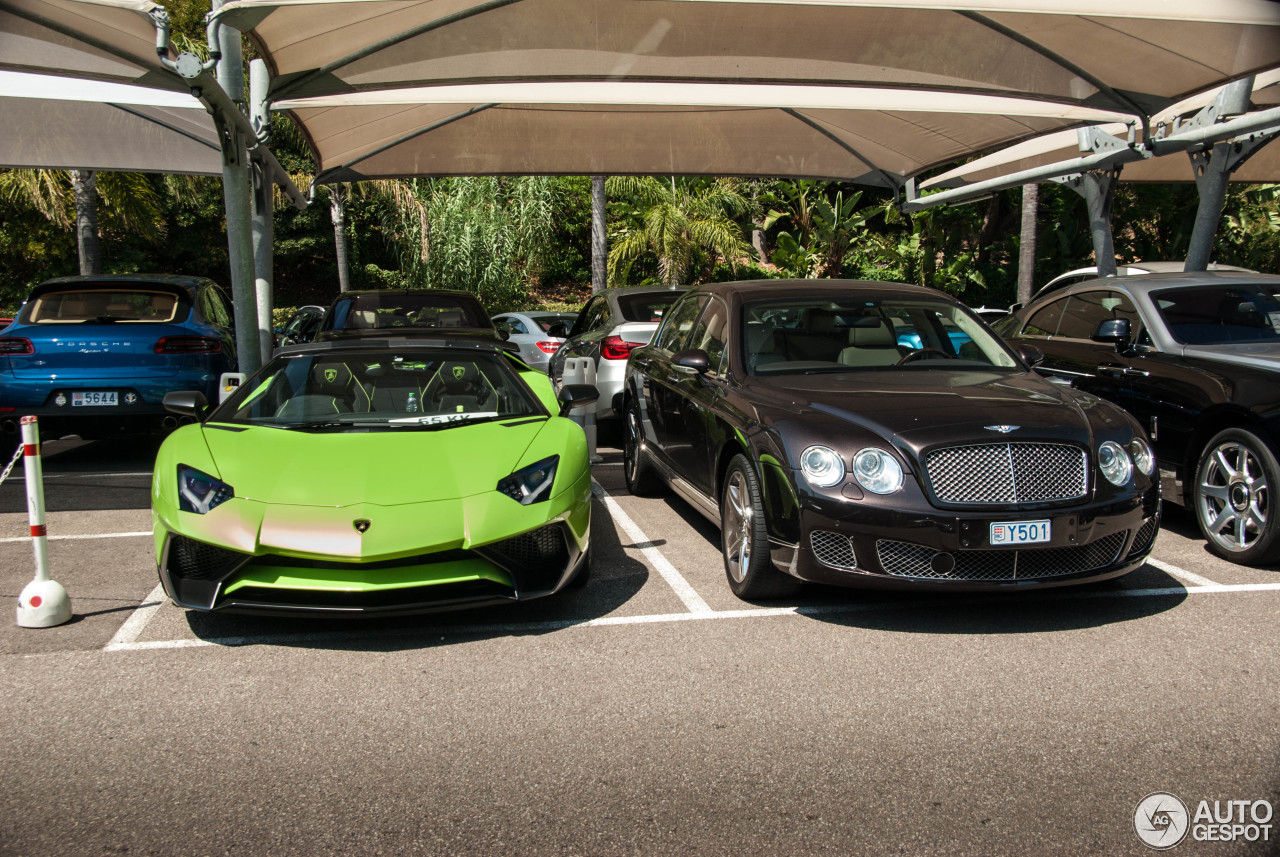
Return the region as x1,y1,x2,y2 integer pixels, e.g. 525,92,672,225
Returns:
2,434,1279,856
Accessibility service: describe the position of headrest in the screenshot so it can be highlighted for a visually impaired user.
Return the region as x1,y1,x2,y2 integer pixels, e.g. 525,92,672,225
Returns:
441,362,476,391
802,308,839,334
437,309,464,328
849,318,896,348
313,363,353,395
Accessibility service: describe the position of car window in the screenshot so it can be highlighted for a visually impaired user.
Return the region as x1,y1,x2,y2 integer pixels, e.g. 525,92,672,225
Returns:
1057,290,1129,340
1152,284,1280,345
689,297,730,375
1021,298,1068,337
210,349,544,428
324,292,490,332
651,293,706,353
22,287,187,324
616,291,683,323
204,286,232,327
569,297,606,337
530,313,576,333
495,316,528,335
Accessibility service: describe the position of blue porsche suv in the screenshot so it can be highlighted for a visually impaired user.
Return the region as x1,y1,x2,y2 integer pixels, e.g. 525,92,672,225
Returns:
0,274,236,445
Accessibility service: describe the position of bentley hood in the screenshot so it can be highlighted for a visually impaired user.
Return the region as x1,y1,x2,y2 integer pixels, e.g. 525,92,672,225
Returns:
200,420,548,506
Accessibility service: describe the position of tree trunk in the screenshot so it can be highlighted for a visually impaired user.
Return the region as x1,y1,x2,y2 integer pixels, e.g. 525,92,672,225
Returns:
330,185,351,293
1017,183,1039,305
751,180,768,261
590,176,607,293
70,170,100,275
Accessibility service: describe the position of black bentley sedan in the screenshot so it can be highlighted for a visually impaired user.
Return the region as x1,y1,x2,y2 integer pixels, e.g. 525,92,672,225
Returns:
995,271,1280,566
623,280,1161,599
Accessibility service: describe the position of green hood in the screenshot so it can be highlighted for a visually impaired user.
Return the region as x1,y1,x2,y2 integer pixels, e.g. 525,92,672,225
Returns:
201,420,547,506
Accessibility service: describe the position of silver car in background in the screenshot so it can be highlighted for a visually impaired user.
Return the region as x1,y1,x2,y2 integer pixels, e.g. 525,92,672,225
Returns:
492,311,578,372
548,286,686,420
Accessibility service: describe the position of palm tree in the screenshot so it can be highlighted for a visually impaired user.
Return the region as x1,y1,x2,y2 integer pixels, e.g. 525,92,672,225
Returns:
606,176,755,287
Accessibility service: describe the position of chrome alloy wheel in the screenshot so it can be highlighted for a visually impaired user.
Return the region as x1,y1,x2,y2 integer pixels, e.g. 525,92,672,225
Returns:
624,406,642,484
1197,438,1270,554
723,468,753,583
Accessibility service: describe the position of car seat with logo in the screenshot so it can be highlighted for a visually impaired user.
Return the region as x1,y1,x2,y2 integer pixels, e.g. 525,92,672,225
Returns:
423,361,493,413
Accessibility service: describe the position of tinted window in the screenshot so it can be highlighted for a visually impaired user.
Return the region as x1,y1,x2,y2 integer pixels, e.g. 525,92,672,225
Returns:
689,297,729,375
22,287,187,324
1056,290,1136,339
1152,284,1280,345
616,291,683,323
325,292,489,332
570,297,608,336
652,294,705,353
1022,298,1067,337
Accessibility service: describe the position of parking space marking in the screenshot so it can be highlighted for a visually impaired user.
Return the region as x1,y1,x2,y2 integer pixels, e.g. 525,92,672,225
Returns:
0,531,150,544
103,583,167,651
1145,557,1220,588
39,471,153,480
94,578,1280,653
591,480,714,614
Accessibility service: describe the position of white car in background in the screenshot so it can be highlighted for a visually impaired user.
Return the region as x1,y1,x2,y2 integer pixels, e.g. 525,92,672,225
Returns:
491,310,578,372
1012,261,1256,311
548,286,686,420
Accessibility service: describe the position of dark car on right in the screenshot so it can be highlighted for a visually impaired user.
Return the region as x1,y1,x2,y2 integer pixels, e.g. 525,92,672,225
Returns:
995,271,1280,565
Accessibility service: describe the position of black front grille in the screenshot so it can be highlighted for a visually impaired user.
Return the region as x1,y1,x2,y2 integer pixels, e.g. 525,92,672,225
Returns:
167,535,249,581
1127,518,1160,559
475,524,571,593
876,531,1128,582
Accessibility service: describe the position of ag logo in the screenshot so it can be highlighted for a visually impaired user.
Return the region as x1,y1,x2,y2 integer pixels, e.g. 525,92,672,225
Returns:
353,519,372,534
452,365,466,380
1134,792,1189,850
324,368,338,383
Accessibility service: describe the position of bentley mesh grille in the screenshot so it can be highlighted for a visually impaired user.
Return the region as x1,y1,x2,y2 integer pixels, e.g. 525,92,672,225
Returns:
810,530,857,569
167,535,248,581
1127,517,1160,559
875,532,1127,581
924,442,1087,505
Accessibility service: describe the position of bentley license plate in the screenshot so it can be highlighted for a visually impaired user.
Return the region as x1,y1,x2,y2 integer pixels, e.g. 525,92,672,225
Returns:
990,520,1050,545
72,391,118,407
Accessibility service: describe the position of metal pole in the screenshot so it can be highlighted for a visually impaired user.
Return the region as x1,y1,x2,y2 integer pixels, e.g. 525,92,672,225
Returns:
250,59,275,364
1185,141,1232,272
1077,169,1120,278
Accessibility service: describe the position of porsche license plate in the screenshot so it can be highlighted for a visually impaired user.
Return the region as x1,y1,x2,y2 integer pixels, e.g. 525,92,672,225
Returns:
990,520,1050,545
72,391,118,407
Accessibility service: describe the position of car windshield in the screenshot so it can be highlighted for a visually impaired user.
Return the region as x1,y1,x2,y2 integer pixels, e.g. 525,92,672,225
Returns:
1151,284,1280,345
743,296,1019,375
208,349,544,430
21,288,185,324
616,292,682,323
325,293,490,332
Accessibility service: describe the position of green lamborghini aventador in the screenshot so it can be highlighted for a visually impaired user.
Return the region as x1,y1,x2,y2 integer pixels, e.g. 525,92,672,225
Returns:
151,337,597,616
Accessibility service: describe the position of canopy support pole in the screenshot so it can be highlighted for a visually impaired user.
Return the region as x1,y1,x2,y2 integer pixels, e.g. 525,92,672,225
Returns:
1055,165,1121,278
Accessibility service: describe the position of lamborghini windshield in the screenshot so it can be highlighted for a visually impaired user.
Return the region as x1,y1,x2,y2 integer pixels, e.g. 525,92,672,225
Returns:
743,296,1019,375
208,349,544,430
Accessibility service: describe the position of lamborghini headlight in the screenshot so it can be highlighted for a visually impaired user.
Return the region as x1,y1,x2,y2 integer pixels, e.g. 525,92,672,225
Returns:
1098,441,1133,486
852,448,903,495
497,455,559,505
177,465,234,514
1129,437,1155,477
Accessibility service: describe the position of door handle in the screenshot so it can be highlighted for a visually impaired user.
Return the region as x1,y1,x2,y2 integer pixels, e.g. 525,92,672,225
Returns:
1096,365,1150,378
1096,365,1125,376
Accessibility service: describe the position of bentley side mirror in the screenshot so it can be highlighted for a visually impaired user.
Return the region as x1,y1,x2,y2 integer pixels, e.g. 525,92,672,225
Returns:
557,383,599,417
163,390,209,421
1011,342,1044,368
1092,318,1132,352
672,348,712,374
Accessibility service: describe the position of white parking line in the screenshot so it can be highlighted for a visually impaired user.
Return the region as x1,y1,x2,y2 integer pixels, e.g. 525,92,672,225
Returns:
592,480,714,614
98,580,1280,652
1145,557,1220,588
0,531,150,544
103,583,167,651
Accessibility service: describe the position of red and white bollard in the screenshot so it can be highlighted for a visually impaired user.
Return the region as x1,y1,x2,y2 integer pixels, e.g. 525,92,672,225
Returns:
15,416,71,628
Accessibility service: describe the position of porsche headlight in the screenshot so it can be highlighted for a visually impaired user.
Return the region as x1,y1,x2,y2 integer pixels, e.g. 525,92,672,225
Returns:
497,455,559,505
177,465,234,514
799,445,845,488
1129,437,1155,477
852,448,903,494
1098,441,1133,486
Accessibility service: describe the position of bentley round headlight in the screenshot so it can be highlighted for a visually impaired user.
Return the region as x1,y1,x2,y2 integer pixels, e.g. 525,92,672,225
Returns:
1098,440,1133,486
1129,437,1155,477
800,445,845,488
852,448,903,494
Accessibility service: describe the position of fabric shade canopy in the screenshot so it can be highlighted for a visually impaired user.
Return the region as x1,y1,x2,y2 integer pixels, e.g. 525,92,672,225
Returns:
215,0,1280,185
0,0,222,174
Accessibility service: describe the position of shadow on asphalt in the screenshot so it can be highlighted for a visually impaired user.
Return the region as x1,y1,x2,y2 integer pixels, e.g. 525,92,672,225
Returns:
0,435,162,513
181,496,652,651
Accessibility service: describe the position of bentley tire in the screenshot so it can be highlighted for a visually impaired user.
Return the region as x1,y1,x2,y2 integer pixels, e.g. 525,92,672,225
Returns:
721,455,797,599
1193,427,1280,565
623,397,663,497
